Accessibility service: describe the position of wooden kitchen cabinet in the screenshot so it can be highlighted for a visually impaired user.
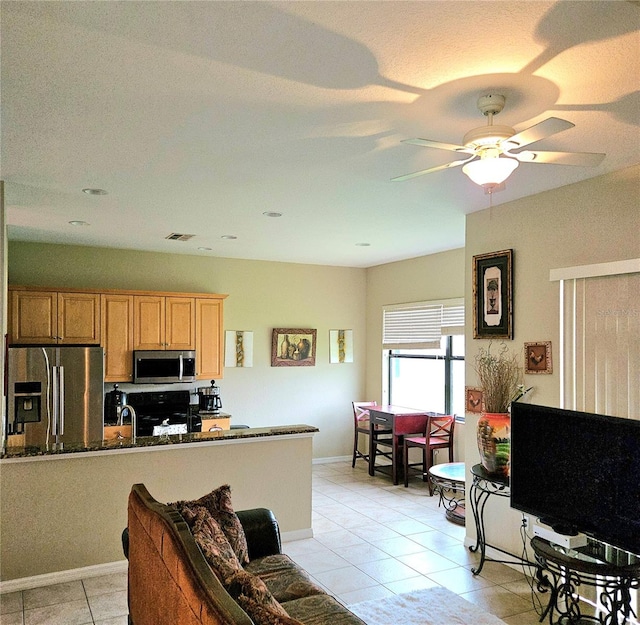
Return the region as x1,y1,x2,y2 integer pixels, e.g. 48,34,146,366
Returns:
57,292,101,344
102,294,134,382
133,296,195,350
9,288,100,344
166,297,196,350
195,298,223,379
9,290,57,344
133,296,165,350
9,286,226,381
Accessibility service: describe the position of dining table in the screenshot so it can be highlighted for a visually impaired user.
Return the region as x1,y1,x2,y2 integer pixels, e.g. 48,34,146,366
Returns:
368,405,432,485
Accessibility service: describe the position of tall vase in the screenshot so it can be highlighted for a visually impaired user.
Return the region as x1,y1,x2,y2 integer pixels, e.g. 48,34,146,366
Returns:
476,412,511,477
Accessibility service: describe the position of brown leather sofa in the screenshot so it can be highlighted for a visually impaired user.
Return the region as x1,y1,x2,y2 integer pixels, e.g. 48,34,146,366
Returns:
124,483,366,625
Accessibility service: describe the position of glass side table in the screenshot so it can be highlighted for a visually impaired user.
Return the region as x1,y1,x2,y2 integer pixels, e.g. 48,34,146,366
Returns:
531,536,640,625
427,461,465,525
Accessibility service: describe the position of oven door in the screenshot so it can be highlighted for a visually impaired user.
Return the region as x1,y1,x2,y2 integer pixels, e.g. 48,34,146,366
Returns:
133,350,196,383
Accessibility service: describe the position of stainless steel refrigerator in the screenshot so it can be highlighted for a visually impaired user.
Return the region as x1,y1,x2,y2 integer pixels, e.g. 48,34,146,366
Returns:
7,346,104,448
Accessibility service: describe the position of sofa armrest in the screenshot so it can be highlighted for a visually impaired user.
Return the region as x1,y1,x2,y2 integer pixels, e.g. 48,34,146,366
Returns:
236,508,282,560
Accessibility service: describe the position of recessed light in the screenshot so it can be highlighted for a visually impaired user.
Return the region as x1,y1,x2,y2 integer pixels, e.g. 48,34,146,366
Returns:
263,212,282,218
355,242,371,247
69,220,90,227
82,188,108,195
220,235,237,240
198,247,212,251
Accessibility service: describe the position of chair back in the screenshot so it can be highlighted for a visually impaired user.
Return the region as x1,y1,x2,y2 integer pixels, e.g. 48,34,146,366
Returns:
427,414,455,445
352,401,378,424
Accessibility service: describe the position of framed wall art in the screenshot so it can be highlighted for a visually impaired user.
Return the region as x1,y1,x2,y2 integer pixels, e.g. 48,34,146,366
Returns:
465,387,484,414
473,249,513,339
271,328,317,367
225,331,254,367
524,341,552,374
329,329,353,363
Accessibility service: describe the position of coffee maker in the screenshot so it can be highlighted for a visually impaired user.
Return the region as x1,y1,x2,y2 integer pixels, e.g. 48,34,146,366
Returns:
197,380,222,415
104,383,127,424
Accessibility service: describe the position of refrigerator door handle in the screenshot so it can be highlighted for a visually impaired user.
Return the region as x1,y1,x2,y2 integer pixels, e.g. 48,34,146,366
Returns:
58,366,65,435
52,366,59,436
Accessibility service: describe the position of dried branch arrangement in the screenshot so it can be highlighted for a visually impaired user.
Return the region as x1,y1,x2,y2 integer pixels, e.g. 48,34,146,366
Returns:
474,342,523,413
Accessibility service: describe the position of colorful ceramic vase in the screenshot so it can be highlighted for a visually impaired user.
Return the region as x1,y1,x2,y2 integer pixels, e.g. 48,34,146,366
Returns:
476,412,511,477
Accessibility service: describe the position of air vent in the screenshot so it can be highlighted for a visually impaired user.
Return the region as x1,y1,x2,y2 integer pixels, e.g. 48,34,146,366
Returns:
165,233,195,241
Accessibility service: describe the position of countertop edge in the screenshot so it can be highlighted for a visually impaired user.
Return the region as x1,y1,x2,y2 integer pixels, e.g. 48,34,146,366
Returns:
1,426,319,462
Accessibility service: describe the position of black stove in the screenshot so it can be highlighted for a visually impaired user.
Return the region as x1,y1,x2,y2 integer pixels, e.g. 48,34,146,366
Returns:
127,390,201,437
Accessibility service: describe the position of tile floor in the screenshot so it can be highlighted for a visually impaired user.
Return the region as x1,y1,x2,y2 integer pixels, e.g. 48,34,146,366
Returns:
1,460,559,624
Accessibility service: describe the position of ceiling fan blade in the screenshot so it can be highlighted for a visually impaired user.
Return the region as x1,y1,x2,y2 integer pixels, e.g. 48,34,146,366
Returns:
505,117,575,150
391,157,474,182
515,150,606,166
402,138,473,154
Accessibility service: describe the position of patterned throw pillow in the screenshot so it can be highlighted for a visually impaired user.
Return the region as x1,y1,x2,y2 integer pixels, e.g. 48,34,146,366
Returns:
172,484,250,565
236,596,304,625
186,505,243,580
223,570,285,611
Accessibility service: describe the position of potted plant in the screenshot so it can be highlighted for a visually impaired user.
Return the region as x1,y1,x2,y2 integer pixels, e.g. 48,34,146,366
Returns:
474,342,527,477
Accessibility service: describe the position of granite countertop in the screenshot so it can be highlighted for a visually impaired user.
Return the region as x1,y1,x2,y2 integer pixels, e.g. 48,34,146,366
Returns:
1,425,319,459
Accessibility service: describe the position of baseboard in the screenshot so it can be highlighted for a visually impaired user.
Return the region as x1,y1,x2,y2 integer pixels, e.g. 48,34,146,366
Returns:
281,527,313,542
313,455,350,465
0,560,129,594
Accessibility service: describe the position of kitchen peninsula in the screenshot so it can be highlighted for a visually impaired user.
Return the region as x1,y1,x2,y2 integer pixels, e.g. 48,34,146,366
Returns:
0,425,317,588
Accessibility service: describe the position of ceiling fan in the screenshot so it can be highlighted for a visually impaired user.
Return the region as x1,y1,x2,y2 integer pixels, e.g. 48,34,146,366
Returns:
392,93,605,190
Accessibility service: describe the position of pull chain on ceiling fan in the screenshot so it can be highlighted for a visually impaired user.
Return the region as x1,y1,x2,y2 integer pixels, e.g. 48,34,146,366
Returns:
392,93,605,191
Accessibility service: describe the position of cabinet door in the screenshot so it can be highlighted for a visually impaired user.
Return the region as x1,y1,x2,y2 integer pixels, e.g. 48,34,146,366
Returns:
102,294,134,382
58,292,101,344
195,298,224,379
165,297,195,350
9,290,58,344
133,296,165,350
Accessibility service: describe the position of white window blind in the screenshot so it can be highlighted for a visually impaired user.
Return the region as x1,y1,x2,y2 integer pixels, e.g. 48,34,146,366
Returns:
383,298,464,349
552,261,639,419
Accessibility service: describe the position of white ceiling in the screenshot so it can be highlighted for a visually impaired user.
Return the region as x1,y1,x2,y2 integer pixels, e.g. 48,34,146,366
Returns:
2,1,639,268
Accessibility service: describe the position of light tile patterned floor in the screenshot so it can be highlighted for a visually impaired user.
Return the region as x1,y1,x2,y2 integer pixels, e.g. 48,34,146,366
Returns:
1,460,553,624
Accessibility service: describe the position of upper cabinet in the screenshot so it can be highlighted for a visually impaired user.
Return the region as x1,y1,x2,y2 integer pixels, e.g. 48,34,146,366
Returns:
9,289,100,345
9,287,227,381
133,296,165,350
133,296,195,350
58,292,101,344
102,293,134,383
195,297,224,379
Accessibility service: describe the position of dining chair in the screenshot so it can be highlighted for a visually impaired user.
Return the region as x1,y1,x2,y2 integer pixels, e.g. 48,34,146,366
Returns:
403,414,455,492
352,401,392,468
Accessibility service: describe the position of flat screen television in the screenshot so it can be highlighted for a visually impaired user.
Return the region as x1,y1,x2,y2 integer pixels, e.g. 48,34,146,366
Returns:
510,402,640,556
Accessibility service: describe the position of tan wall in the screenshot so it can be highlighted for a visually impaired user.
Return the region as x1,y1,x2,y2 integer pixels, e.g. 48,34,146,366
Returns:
8,244,367,459
464,164,640,554
1,435,313,581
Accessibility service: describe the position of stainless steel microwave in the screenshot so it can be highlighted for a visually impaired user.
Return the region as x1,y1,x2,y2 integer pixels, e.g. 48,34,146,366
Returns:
133,350,196,384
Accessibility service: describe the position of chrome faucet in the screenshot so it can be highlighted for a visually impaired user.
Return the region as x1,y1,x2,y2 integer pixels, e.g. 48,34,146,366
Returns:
120,404,137,443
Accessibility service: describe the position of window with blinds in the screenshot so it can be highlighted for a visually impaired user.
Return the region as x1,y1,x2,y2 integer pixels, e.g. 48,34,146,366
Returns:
382,298,464,350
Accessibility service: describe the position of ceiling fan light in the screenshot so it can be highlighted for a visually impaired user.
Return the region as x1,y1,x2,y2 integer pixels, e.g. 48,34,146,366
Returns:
462,157,519,187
